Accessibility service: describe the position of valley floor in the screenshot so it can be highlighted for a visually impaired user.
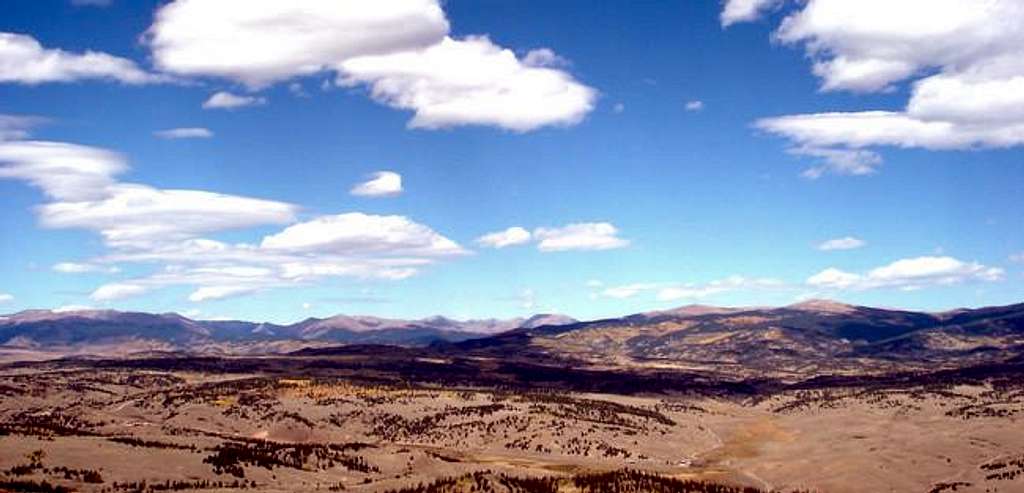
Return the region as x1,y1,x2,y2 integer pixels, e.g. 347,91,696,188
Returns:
0,359,1022,493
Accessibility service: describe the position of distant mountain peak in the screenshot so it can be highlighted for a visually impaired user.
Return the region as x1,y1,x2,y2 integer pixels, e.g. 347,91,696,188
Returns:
655,304,746,317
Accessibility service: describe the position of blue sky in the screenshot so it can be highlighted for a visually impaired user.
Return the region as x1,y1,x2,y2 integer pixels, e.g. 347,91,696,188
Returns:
1,0,1022,323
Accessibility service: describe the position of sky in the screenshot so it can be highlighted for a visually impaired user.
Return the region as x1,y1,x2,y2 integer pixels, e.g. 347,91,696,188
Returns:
0,0,1022,323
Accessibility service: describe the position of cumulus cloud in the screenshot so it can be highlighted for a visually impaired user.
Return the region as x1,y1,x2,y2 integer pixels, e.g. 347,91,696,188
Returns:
154,127,213,139
729,0,1024,176
0,32,157,85
476,226,532,249
685,100,704,111
350,171,402,197
338,36,596,131
534,222,629,252
0,293,13,303
145,0,594,131
262,213,466,257
807,256,1004,291
202,91,266,109
147,0,449,88
805,268,863,290
817,236,866,251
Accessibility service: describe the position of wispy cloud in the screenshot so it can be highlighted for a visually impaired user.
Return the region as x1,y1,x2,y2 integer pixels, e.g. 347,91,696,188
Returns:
202,91,266,110
595,276,784,302
153,127,213,139
817,236,866,251
53,262,120,274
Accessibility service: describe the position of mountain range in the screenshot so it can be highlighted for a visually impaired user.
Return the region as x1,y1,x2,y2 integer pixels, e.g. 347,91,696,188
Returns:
447,299,1024,378
0,308,575,355
2,300,1023,378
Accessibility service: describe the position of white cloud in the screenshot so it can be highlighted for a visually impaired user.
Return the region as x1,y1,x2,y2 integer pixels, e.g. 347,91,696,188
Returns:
338,36,596,131
730,0,1024,175
202,91,266,109
0,293,12,303
90,282,148,301
476,226,532,248
807,256,1004,291
145,1,594,131
53,262,120,274
817,236,866,251
534,222,629,252
70,214,462,303
805,267,863,290
39,184,298,249
154,127,213,139
0,32,157,85
721,0,780,27
757,111,1024,151
612,103,625,114
0,140,126,201
350,171,402,197
147,0,449,88
2,136,447,304
1010,252,1024,263
685,100,704,111
262,212,466,257
0,139,293,250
